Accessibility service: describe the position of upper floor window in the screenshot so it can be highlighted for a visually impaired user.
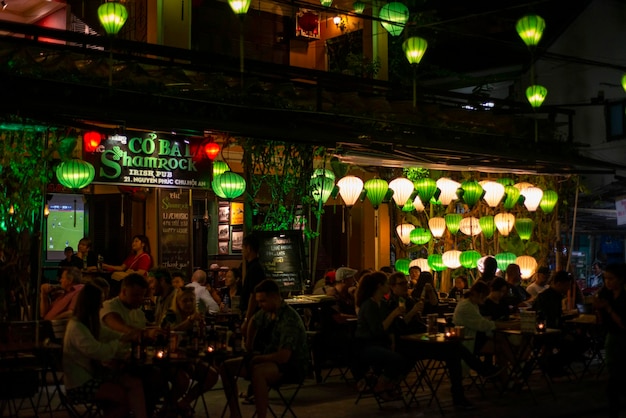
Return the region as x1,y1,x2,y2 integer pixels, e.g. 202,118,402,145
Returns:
606,101,626,141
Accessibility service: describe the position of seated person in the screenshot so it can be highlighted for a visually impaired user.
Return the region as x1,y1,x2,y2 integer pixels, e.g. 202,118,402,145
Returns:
448,276,468,301
102,234,153,280
63,282,147,418
75,237,99,272
501,263,531,309
312,269,336,294
219,268,243,312
171,270,187,290
408,266,421,293
41,266,84,320
220,279,308,418
187,269,220,314
58,246,83,276
532,271,573,329
526,266,550,298
413,271,440,315
480,277,511,321
381,272,425,334
319,267,358,317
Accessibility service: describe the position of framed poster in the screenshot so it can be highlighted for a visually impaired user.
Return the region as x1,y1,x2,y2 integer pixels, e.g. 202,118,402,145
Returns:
230,202,244,225
218,204,230,223
231,229,244,252
218,224,230,241
218,241,230,255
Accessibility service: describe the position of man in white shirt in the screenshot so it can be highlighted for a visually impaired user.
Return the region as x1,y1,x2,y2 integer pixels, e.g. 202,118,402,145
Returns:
527,266,550,298
187,269,220,314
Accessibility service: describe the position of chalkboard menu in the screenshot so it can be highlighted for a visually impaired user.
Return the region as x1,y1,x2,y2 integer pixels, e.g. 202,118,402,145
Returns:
158,188,192,278
256,230,307,293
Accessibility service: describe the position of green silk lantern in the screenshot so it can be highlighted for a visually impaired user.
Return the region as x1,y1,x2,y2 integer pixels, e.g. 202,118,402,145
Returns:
479,216,496,239
364,178,388,209
409,228,431,245
427,254,446,272
515,218,535,240
402,200,414,212
395,258,411,275
516,14,546,47
213,161,230,177
214,172,246,200
460,250,481,269
414,178,437,203
55,159,95,190
496,178,514,187
526,85,548,108
402,37,428,65
540,190,558,213
503,185,521,210
622,74,626,93
320,0,332,6
97,2,128,35
311,175,334,204
353,0,365,13
445,213,463,235
460,181,484,207
212,178,227,199
379,2,409,37
313,168,335,181
228,0,252,14
495,252,517,271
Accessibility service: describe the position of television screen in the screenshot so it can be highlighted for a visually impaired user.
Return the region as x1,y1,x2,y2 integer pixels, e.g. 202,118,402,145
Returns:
46,194,85,261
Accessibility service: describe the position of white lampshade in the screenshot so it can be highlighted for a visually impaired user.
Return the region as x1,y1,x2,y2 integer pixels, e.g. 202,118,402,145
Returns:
428,217,446,238
521,186,543,212
337,175,364,207
413,195,425,212
516,255,538,279
442,250,462,269
389,177,414,207
436,177,460,205
396,223,415,245
410,258,431,272
479,180,505,207
459,216,482,236
494,212,515,236
477,255,491,274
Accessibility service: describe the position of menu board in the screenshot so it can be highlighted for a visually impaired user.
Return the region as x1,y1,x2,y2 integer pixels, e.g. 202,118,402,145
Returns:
256,230,307,293
158,188,192,278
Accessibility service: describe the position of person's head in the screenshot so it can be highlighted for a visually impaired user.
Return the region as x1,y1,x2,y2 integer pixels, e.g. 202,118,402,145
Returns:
60,267,82,290
482,256,498,279
535,266,550,285
380,266,394,276
454,276,468,290
176,287,197,316
409,266,421,284
354,269,374,286
77,237,92,254
592,261,604,276
254,279,282,313
91,276,111,300
324,270,336,286
388,272,409,297
171,271,186,289
489,277,508,302
225,267,242,287
191,269,207,285
505,263,522,286
356,272,389,307
550,270,574,294
63,247,74,261
242,234,260,261
603,263,626,292
74,282,105,337
131,234,151,255
335,267,357,288
151,267,173,296
467,281,490,304
120,273,149,309
414,271,435,298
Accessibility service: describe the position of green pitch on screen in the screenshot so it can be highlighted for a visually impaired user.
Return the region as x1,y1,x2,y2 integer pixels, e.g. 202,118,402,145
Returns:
47,210,85,251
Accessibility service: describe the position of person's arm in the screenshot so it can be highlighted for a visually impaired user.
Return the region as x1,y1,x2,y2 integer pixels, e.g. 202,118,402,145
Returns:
404,299,424,323
66,320,121,361
102,262,128,272
454,301,496,333
40,283,53,319
383,306,404,331
245,315,258,352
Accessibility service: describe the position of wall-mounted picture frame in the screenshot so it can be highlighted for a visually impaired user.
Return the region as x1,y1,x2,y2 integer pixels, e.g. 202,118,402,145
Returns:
231,230,244,252
218,204,230,223
230,202,244,225
218,224,230,241
218,241,230,255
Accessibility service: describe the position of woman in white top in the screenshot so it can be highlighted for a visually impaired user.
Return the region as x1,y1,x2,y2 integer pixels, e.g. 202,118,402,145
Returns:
63,282,148,418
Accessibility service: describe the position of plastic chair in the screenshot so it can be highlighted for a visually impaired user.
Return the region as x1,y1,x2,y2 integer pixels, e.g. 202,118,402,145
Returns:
252,377,305,418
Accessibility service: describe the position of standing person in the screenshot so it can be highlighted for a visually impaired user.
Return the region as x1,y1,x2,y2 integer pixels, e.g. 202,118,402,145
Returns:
593,263,626,418
527,266,550,298
41,266,84,320
63,282,148,418
589,261,605,290
103,235,153,280
220,267,243,312
240,234,266,333
186,269,220,314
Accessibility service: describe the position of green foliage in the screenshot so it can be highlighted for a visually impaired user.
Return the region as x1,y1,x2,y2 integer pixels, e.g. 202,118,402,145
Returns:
403,166,429,182
498,235,540,257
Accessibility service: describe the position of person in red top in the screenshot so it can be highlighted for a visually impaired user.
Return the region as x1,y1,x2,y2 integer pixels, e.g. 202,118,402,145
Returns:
103,234,153,279
40,266,85,320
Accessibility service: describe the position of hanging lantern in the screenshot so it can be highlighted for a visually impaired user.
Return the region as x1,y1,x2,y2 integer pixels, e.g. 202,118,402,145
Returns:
514,182,533,191
402,200,414,212
214,172,246,200
313,168,335,181
515,218,535,240
477,256,494,274
389,177,414,207
460,181,483,207
480,180,505,207
442,250,462,269
395,258,411,275
459,217,482,236
428,217,446,238
83,131,102,153
402,37,428,65
364,178,388,210
213,161,230,177
410,258,430,272
460,250,481,269
516,14,546,47
526,85,548,108
212,178,227,199
320,0,332,6
410,227,431,245
495,252,517,271
521,186,544,211
445,213,463,235
396,223,415,245
516,255,538,279
494,212,515,237
479,216,496,239
56,159,95,190
503,185,521,210
310,175,334,204
435,177,460,205
540,190,558,213
378,2,409,36
427,254,446,272
204,141,220,160
228,0,252,14
412,195,425,212
97,2,128,35
496,178,514,187
414,178,437,203
337,175,363,208
352,0,365,13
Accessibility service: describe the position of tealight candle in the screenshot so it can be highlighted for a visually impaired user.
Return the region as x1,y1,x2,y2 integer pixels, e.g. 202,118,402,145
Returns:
207,345,215,353
156,350,165,359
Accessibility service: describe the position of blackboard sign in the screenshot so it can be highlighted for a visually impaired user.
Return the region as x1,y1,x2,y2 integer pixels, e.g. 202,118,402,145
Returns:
158,188,192,278
256,230,307,294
